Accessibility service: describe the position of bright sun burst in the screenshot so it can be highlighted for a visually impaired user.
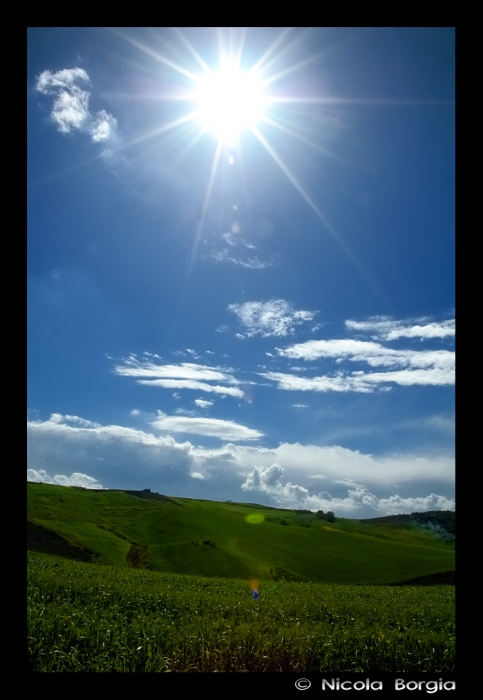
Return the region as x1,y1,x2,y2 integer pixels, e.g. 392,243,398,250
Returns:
194,62,267,147
114,27,379,291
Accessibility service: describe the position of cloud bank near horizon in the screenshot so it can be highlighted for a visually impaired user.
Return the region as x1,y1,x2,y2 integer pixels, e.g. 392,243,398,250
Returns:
27,413,454,517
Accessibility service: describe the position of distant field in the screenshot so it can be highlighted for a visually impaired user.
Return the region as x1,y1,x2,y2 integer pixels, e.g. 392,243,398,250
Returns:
27,483,455,585
27,552,455,672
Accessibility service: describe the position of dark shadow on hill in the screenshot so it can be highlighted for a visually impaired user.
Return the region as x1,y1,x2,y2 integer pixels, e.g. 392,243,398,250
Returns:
387,570,455,586
27,520,94,563
106,489,182,505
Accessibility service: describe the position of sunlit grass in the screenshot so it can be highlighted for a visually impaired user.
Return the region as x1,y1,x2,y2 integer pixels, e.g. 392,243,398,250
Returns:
27,552,454,672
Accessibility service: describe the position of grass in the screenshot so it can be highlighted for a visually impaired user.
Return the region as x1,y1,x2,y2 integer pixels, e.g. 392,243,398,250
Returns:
27,551,455,672
27,483,455,585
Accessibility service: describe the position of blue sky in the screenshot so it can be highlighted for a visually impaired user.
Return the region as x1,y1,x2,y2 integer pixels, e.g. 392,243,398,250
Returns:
27,27,455,518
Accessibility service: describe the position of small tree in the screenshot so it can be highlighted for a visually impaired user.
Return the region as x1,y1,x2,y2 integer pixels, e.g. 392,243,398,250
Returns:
326,510,336,522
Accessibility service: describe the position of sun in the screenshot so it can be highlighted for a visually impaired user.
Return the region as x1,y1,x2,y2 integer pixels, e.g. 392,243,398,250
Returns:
193,62,267,147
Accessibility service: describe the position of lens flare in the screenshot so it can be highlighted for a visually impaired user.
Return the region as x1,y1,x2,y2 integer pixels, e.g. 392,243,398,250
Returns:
245,513,264,524
250,579,259,599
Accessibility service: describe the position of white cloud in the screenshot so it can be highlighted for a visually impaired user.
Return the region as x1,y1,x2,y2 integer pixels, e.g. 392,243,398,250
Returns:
240,464,454,515
36,67,91,93
130,409,140,416
195,399,214,408
114,357,244,397
35,67,117,143
90,109,117,142
268,336,454,392
139,379,244,398
205,250,276,269
27,468,103,490
229,442,454,490
50,413,101,428
277,339,454,370
228,299,317,338
222,232,256,249
346,317,455,341
27,415,454,518
115,359,234,382
262,365,453,392
151,415,263,441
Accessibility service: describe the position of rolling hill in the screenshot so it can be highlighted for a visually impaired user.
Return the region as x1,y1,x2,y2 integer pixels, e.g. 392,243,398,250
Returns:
27,482,454,585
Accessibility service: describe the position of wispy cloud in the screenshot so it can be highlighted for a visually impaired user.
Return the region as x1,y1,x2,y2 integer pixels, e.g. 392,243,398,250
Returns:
262,366,452,392
114,356,244,397
205,249,276,269
195,399,214,408
221,232,256,249
277,339,454,370
266,330,455,393
228,299,317,338
35,67,117,144
152,414,263,441
346,316,455,341
140,379,244,397
50,413,101,428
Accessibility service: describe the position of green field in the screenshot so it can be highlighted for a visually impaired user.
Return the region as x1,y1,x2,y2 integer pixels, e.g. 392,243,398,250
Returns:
27,483,454,585
27,552,455,672
27,483,454,672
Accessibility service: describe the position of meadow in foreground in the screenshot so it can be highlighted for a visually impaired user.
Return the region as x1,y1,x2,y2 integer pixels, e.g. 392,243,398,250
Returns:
27,552,454,672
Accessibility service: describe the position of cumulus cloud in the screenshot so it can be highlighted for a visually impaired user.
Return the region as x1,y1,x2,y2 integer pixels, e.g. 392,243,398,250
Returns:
346,316,455,341
151,415,263,441
27,415,454,517
229,442,454,490
195,399,214,408
114,357,244,398
240,464,454,515
228,299,317,338
27,468,103,489
35,67,117,143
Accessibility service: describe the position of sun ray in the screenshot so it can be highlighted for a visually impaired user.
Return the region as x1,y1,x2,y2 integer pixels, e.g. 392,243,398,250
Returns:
234,26,248,68
193,141,223,261
250,27,293,75
262,52,324,87
261,114,340,161
253,29,311,80
108,28,198,82
120,112,198,152
250,125,389,303
172,27,212,74
171,141,224,342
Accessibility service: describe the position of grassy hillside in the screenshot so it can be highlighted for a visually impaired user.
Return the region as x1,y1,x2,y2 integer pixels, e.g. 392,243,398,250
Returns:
27,483,454,585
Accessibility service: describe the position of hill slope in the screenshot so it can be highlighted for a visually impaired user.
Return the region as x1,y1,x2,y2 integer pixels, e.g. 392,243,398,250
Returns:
27,483,454,584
